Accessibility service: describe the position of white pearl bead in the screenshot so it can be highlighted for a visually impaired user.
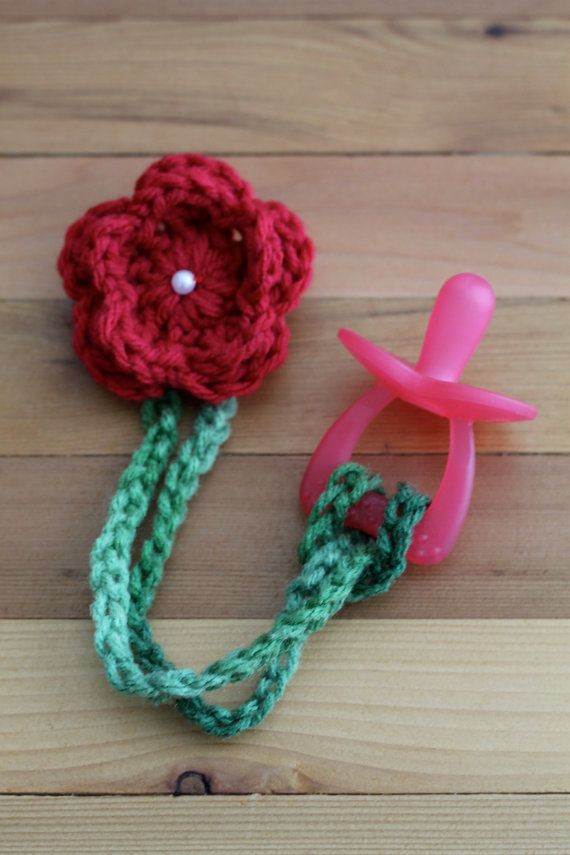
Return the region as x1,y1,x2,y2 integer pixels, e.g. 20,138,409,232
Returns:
171,269,197,296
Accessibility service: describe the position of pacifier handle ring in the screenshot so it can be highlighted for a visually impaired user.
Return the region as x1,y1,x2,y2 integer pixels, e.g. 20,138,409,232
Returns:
300,274,499,565
299,384,395,513
299,383,477,563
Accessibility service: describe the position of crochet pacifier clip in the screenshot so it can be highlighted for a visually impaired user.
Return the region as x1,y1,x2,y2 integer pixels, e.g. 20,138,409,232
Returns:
59,155,537,738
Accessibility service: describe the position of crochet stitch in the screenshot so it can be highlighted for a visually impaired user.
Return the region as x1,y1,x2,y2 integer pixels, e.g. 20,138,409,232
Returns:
90,391,429,738
58,154,313,403
59,152,429,738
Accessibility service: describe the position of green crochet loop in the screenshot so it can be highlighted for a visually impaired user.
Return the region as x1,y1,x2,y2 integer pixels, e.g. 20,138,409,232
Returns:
90,391,430,738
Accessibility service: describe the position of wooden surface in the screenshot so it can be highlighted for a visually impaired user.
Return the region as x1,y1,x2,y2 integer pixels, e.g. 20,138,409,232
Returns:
5,156,570,301
1,2,569,853
3,19,570,154
1,455,568,619
0,296,562,456
2,796,570,855
2,620,570,794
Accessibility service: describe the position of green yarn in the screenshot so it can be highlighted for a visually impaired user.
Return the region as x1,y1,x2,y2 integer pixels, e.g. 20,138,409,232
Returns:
90,391,429,738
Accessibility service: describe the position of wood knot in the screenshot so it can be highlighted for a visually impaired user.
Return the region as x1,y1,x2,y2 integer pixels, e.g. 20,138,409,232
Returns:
173,770,212,796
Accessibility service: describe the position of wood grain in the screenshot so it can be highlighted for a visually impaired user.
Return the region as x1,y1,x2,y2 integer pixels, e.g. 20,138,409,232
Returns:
1,0,569,846
1,454,567,620
2,2,569,19
2,619,570,794
3,19,570,154
2,795,570,854
4,155,570,301
0,297,560,456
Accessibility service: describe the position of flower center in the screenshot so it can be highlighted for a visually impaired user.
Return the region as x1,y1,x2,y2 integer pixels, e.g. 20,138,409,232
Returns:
171,269,197,296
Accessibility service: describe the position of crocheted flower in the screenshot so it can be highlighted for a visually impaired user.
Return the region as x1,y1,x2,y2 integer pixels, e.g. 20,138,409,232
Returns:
58,154,313,403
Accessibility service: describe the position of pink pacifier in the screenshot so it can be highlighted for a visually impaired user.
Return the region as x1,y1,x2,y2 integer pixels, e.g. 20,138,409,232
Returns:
300,273,538,565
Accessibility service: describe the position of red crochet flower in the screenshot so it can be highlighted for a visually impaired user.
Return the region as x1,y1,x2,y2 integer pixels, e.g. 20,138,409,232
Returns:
58,154,313,403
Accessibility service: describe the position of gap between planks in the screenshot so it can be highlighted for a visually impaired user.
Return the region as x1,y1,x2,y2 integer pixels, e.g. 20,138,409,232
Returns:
3,2,570,20
2,19,570,153
1,454,568,620
1,794,570,854
1,619,570,795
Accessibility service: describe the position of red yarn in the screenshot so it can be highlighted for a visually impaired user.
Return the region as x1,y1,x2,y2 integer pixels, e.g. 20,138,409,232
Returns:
58,154,313,403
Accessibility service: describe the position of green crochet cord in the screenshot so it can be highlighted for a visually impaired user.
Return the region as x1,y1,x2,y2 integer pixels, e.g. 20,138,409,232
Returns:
90,390,429,738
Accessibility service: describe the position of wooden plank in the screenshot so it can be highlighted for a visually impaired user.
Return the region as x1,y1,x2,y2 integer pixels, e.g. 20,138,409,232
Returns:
1,619,570,794
2,795,570,855
2,20,570,154
4,155,570,301
3,2,570,20
1,454,568,620
0,297,561,455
